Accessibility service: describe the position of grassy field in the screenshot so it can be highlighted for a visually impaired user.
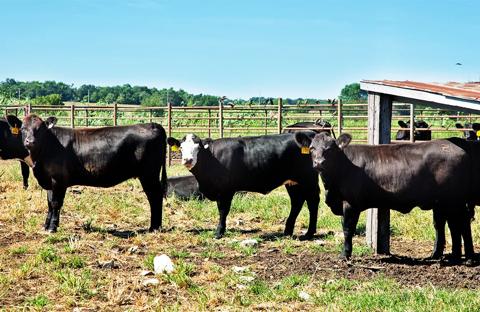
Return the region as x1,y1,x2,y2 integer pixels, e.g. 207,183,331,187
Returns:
1,160,480,311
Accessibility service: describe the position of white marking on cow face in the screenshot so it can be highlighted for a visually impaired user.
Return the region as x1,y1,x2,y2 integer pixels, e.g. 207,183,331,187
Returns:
180,134,201,169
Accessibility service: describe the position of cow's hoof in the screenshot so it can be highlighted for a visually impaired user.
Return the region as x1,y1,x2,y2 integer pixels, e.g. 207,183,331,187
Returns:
23,185,28,190
443,255,462,266
339,250,352,260
427,251,444,260
283,231,294,238
465,258,476,267
149,226,162,233
299,233,314,241
46,228,57,233
215,232,225,239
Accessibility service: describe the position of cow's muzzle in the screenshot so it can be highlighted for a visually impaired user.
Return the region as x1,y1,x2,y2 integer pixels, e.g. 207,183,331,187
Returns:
24,139,35,149
182,159,193,169
312,159,326,170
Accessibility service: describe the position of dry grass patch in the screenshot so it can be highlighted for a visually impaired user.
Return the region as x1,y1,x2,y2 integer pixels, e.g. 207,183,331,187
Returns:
1,160,480,310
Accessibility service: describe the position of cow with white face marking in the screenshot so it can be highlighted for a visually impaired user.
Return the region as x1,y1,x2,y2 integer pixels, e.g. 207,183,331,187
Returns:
167,133,320,239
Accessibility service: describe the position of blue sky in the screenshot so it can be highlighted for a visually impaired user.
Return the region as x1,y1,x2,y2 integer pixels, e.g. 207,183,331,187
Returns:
1,0,479,99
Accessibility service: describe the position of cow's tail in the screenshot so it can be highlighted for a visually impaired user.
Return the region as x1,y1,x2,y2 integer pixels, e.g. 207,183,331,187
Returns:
161,133,168,198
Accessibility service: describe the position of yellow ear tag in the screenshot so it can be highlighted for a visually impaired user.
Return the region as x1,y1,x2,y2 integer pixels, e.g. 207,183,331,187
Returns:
171,145,180,152
11,126,19,135
301,146,310,154
476,130,480,137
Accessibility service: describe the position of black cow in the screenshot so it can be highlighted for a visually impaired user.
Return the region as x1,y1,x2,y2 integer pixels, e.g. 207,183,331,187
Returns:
295,132,474,260
283,119,333,137
0,115,31,189
167,133,320,239
20,114,167,232
395,120,431,141
167,175,205,200
455,123,480,141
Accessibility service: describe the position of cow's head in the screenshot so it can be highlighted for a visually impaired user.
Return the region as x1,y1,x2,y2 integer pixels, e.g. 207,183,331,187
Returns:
167,134,210,169
396,120,430,141
295,132,352,171
0,115,29,160
455,123,480,141
395,120,412,140
21,114,57,152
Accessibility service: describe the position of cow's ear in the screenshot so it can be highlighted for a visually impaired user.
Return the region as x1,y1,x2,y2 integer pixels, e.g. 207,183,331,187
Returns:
45,116,57,129
472,123,480,131
6,115,22,128
203,138,213,149
167,137,180,147
336,133,352,149
455,123,464,129
294,132,312,149
398,120,408,128
6,115,22,135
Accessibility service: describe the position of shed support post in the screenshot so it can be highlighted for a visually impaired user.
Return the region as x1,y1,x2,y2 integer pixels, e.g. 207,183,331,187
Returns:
167,102,172,166
366,92,392,255
277,98,283,134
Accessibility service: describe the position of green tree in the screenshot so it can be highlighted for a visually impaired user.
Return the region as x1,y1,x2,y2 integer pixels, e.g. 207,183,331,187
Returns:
339,83,367,103
32,94,63,105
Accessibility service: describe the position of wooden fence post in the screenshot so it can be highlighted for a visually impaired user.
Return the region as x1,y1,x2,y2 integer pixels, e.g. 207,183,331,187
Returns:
219,99,224,138
113,103,118,126
70,104,75,128
167,102,172,166
277,98,283,134
337,98,342,135
208,108,212,138
264,108,268,135
409,104,414,143
366,92,392,255
85,109,89,127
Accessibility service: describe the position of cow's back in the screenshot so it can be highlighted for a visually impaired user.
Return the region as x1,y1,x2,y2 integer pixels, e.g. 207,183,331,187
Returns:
341,139,471,209
44,123,166,187
197,133,317,196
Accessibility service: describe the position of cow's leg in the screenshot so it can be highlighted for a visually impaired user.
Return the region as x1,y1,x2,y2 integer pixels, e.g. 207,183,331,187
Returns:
446,213,462,261
20,161,29,190
461,204,475,261
44,192,54,230
215,195,233,239
46,187,66,233
302,184,320,240
431,209,447,259
140,177,164,232
284,185,306,237
341,204,360,259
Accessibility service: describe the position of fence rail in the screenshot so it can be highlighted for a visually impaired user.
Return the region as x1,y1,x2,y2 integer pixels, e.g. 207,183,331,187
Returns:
2,99,480,165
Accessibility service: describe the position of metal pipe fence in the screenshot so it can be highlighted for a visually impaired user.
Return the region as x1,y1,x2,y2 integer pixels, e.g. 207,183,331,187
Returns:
2,99,479,165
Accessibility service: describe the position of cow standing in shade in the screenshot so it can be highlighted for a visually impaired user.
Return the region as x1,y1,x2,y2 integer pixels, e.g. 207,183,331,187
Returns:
455,123,480,141
167,133,320,239
0,115,31,189
295,132,474,261
20,114,167,232
395,120,431,141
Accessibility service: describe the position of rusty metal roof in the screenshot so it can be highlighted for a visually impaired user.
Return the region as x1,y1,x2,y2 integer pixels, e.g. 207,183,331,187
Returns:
362,80,480,102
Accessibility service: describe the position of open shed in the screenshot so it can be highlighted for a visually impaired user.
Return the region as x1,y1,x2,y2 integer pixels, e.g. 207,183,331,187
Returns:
360,80,480,254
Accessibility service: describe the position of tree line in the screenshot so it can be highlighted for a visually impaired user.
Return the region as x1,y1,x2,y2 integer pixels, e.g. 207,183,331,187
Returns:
0,78,366,106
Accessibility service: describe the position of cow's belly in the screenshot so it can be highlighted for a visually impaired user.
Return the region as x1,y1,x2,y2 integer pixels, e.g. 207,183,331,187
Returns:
73,171,137,188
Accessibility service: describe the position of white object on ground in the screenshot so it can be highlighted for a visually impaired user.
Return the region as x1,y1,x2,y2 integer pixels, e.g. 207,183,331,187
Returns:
154,254,175,274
